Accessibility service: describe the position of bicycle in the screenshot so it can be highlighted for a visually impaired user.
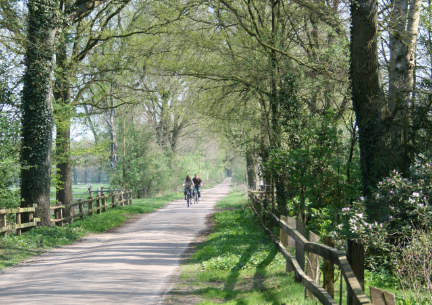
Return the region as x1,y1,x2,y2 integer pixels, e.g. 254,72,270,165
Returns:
186,187,193,207
192,188,198,204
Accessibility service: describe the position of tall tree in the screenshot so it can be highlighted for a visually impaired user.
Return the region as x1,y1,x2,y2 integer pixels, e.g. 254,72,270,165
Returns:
388,0,422,173
20,0,59,226
350,0,390,218
20,0,107,226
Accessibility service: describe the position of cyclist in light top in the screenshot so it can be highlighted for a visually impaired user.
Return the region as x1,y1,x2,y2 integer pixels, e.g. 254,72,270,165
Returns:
183,175,193,200
192,174,203,201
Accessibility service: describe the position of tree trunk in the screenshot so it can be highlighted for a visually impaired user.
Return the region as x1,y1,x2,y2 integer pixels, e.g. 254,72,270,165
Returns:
246,148,258,190
388,0,422,174
351,0,391,219
20,0,57,227
83,105,100,145
54,30,74,218
105,97,118,168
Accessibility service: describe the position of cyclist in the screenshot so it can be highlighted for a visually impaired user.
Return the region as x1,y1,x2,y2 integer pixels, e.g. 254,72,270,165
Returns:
192,174,203,201
182,175,194,201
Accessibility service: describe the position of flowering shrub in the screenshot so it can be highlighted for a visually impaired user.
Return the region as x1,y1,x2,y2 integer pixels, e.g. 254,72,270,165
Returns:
370,164,432,234
333,156,432,271
333,203,395,270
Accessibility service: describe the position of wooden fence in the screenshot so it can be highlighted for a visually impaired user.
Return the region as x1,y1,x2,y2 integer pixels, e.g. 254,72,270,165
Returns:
248,191,395,305
51,189,133,226
0,188,132,236
0,204,40,237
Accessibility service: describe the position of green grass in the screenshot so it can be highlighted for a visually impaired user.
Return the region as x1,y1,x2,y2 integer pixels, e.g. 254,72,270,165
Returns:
169,187,424,305
167,191,315,305
0,191,181,270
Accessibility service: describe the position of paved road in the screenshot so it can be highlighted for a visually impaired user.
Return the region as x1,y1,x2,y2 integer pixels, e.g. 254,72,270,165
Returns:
0,179,232,305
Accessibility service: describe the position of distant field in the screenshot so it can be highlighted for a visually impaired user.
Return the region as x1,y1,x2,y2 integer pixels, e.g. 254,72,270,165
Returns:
51,184,111,203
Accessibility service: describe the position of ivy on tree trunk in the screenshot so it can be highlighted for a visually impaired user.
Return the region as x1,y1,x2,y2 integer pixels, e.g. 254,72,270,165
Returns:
20,0,58,227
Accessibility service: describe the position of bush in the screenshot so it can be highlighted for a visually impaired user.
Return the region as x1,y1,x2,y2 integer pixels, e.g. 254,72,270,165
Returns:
333,156,432,271
396,229,432,304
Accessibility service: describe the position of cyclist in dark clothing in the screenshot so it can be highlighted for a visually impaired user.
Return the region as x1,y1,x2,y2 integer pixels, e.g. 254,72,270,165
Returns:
192,174,203,201
183,175,194,200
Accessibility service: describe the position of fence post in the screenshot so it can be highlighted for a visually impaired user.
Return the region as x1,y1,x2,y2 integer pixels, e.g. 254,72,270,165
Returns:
323,236,335,298
64,200,73,224
287,216,296,247
32,203,38,225
112,192,116,209
305,231,321,298
120,191,124,206
370,286,396,305
97,188,102,214
279,216,293,273
129,190,133,205
1,207,7,237
28,204,34,222
89,190,95,217
79,199,84,219
123,191,127,206
103,189,108,212
346,239,365,305
16,210,22,236
57,202,64,227
280,216,288,246
295,219,306,282
54,203,58,225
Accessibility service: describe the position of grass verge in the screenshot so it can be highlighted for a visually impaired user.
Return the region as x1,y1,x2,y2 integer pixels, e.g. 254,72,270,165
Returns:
0,192,180,270
166,188,409,305
164,191,315,305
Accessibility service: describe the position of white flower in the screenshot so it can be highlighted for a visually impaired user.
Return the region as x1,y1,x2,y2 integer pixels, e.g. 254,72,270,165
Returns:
356,213,363,218
360,196,365,201
418,204,424,208
376,193,380,198
353,226,358,230
412,192,420,197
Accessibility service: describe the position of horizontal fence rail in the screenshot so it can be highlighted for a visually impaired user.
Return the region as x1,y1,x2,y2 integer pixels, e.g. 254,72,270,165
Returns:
1,189,132,236
248,191,373,305
0,204,41,237
51,190,133,226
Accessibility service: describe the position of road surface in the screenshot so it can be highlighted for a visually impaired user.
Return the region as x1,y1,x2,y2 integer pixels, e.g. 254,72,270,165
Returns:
0,179,232,305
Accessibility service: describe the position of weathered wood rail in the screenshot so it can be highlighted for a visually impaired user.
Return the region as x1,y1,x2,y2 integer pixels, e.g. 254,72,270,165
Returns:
51,189,133,226
0,205,41,237
248,191,391,305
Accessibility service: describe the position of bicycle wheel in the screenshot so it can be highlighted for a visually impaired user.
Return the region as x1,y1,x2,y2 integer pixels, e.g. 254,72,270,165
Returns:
187,192,191,207
194,191,198,204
